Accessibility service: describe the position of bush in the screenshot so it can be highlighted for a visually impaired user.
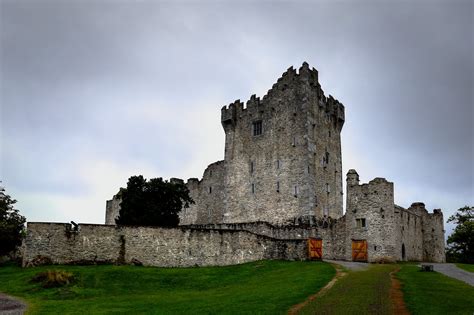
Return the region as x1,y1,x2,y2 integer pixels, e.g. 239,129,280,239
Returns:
31,270,75,288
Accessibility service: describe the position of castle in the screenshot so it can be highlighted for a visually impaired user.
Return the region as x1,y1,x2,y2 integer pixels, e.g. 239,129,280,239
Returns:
21,63,445,267
104,62,445,263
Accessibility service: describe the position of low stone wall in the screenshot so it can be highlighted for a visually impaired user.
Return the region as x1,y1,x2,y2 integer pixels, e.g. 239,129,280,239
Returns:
185,217,347,261
22,223,308,267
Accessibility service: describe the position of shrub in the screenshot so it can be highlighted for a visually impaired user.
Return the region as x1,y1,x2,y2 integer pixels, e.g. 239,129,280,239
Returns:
31,270,75,288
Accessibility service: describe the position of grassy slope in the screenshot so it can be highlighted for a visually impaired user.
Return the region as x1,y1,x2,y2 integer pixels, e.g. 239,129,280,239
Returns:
298,264,396,315
397,264,474,315
0,260,335,315
456,263,474,273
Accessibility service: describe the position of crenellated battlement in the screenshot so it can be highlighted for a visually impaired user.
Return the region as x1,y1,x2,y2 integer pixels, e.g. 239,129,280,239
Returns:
221,62,344,130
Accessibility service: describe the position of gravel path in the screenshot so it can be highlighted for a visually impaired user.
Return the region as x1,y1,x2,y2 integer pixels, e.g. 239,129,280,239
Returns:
427,263,474,286
0,293,26,315
324,260,369,271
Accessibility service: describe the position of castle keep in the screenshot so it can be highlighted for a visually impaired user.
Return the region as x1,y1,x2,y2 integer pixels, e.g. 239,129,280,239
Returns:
23,63,445,267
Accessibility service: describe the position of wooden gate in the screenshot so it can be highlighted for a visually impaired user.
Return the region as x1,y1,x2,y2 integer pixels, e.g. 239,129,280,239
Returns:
308,238,323,260
352,240,368,262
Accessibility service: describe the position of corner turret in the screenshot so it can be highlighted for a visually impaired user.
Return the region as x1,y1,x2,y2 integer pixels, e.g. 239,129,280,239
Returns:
346,169,360,186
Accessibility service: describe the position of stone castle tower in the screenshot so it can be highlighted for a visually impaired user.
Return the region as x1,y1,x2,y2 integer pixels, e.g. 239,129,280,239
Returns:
220,62,344,223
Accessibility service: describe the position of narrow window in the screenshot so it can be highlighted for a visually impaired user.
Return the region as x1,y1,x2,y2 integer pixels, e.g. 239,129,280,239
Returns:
326,183,330,193
307,165,310,173
250,161,254,174
210,170,212,177
374,245,377,251
252,183,255,194
277,159,280,169
276,181,280,193
294,185,298,197
292,136,296,147
325,151,330,164
356,218,367,228
329,130,331,138
252,121,263,136
209,186,212,194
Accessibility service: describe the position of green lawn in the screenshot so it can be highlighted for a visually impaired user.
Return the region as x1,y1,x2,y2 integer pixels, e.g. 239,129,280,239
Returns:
397,264,474,315
298,264,396,314
456,263,474,273
0,260,335,314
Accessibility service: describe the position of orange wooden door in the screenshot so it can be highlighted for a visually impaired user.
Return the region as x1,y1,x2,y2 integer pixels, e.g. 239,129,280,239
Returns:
308,238,323,260
352,240,368,262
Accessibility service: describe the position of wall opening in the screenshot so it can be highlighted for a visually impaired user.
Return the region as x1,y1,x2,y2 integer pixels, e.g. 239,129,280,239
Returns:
402,243,406,261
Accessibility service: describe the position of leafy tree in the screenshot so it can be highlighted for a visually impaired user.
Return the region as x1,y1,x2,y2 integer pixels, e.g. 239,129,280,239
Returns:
446,206,473,263
116,176,194,227
0,185,26,256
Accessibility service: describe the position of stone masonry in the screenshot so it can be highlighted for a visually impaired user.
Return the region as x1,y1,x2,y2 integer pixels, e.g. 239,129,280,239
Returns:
52,62,445,266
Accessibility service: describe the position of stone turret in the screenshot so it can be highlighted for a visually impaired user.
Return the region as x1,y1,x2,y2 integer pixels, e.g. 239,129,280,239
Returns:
346,169,360,186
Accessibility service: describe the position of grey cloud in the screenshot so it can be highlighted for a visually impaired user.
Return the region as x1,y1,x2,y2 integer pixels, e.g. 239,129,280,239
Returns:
1,0,472,226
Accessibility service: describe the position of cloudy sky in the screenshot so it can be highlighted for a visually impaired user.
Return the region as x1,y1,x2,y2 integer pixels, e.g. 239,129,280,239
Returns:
1,0,472,237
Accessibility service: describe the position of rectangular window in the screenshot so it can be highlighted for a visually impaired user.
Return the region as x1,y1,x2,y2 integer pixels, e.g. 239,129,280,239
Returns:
209,186,212,194
277,159,280,169
326,183,331,193
276,181,280,192
252,183,255,194
294,185,298,197
356,218,366,228
252,121,263,136
292,136,296,147
250,161,254,174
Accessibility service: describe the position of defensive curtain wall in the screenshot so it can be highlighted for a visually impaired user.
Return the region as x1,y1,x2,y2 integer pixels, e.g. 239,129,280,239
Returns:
22,223,308,267
23,192,444,267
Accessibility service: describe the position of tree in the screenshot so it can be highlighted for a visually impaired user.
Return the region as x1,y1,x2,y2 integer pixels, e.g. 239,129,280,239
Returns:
447,206,473,263
116,176,194,227
0,185,26,256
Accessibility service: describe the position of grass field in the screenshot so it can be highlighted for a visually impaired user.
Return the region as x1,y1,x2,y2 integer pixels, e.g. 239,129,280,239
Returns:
0,260,335,314
397,264,474,315
298,264,397,314
456,263,474,273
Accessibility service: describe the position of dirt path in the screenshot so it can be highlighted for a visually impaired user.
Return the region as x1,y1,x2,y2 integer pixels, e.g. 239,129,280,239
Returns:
390,267,410,315
0,293,26,315
288,264,347,315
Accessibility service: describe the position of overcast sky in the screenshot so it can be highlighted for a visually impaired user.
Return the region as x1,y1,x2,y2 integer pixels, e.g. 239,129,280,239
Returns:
1,0,472,237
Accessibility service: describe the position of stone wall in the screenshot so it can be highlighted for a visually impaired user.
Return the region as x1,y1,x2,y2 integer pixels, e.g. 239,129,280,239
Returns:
22,223,308,268
345,171,399,262
105,193,121,225
184,216,347,260
179,161,225,225
396,205,423,261
407,202,445,262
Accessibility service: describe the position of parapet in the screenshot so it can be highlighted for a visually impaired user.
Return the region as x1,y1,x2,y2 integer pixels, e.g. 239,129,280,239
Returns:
220,62,345,130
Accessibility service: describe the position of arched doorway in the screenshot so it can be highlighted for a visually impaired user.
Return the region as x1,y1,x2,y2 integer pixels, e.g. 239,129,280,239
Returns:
402,243,406,261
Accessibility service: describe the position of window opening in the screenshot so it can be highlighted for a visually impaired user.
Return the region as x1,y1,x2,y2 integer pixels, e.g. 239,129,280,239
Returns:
356,218,366,228
252,121,263,136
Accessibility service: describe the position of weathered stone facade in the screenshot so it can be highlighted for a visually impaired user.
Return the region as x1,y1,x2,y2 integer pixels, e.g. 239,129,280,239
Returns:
22,223,308,267
93,62,446,264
